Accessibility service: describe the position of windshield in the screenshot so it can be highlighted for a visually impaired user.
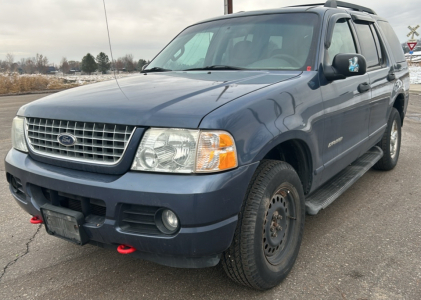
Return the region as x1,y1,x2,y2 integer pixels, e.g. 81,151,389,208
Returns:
146,13,320,72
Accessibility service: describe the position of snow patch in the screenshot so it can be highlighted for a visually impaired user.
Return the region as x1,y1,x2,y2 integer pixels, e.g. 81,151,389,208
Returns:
57,73,137,84
409,66,421,84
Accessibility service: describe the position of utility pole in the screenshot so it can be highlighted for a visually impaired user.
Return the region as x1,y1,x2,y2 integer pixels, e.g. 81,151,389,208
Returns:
224,0,233,15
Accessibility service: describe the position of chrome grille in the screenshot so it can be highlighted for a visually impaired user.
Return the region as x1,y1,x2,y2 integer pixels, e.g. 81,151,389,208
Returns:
25,118,135,165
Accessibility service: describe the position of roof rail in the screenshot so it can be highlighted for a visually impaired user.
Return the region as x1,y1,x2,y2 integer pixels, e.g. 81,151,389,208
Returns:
329,1,377,15
288,1,377,15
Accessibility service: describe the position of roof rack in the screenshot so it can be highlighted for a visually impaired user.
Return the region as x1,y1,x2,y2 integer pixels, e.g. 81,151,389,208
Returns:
288,0,377,15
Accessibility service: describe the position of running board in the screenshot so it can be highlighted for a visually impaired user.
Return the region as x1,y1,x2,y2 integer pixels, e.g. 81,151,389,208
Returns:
305,146,383,215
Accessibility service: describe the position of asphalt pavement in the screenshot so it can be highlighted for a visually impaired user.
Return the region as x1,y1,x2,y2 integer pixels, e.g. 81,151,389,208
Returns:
0,92,420,300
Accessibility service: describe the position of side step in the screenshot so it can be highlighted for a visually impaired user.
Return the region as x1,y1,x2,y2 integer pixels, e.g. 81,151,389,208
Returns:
305,146,383,215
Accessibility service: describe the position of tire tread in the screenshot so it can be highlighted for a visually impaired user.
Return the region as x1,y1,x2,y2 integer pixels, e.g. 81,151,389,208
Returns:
373,108,401,171
221,160,303,290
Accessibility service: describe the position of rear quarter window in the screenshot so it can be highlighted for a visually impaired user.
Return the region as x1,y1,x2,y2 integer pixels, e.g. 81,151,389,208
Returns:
377,21,406,63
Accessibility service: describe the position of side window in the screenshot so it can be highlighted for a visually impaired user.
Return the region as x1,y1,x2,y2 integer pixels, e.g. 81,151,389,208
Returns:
377,21,406,63
354,23,380,68
370,24,383,63
328,19,357,64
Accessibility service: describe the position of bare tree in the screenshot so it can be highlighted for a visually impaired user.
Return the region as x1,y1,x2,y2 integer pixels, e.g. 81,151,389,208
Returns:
115,58,124,71
6,53,15,72
11,63,19,73
24,58,36,74
35,53,49,74
60,57,70,74
68,60,81,71
122,54,136,72
18,58,27,74
0,60,7,73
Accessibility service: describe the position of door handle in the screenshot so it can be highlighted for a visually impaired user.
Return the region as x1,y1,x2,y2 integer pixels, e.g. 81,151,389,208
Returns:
358,82,371,93
387,73,396,81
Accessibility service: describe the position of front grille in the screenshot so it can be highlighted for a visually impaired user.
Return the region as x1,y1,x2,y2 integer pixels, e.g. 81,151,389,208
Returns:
119,204,161,235
62,197,106,217
26,118,135,165
42,188,106,217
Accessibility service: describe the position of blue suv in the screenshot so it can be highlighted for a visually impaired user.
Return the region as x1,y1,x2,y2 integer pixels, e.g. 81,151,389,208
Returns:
5,1,409,290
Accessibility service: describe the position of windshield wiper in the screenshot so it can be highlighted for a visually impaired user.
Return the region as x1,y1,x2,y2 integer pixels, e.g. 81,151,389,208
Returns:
182,65,247,71
142,67,172,73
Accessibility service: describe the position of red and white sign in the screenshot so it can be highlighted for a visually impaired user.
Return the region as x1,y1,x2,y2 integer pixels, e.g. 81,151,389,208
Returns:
408,42,417,51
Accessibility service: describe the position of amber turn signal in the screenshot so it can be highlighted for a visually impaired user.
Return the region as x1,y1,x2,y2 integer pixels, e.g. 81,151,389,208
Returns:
196,131,237,173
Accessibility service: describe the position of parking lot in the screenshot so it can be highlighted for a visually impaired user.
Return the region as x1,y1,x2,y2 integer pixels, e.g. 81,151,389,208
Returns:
0,92,420,299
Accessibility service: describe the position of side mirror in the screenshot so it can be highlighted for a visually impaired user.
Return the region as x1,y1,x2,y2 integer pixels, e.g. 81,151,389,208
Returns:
324,53,367,81
141,64,149,72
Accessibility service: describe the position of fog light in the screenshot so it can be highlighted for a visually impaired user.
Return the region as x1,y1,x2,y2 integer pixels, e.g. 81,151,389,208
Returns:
162,209,178,232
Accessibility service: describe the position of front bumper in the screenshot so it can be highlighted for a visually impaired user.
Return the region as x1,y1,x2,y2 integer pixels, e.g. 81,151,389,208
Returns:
5,149,258,268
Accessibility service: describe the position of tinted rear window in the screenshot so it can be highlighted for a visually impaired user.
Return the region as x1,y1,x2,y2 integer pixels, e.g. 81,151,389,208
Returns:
377,21,406,63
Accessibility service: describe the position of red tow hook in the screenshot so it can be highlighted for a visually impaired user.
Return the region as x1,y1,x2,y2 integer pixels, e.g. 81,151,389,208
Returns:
117,245,136,254
30,216,43,224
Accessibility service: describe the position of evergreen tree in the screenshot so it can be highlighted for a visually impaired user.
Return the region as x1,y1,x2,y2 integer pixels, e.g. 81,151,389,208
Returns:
81,53,97,74
96,52,111,74
137,59,148,71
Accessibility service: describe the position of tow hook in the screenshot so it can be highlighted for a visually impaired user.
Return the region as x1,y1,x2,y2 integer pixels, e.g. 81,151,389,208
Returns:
30,216,43,224
117,245,136,254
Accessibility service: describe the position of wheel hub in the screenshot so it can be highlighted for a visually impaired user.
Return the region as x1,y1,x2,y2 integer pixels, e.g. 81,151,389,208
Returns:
390,120,398,159
263,191,290,258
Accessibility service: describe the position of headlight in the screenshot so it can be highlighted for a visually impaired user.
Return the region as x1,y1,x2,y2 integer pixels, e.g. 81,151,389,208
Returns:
131,128,237,173
12,117,28,153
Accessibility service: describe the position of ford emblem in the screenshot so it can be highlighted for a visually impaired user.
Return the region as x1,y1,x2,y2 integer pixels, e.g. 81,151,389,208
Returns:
57,133,77,147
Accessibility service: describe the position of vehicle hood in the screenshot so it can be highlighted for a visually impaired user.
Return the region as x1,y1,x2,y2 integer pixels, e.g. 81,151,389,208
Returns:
19,71,301,128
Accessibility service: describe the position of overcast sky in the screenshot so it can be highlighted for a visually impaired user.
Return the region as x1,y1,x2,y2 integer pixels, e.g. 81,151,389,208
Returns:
1,0,419,65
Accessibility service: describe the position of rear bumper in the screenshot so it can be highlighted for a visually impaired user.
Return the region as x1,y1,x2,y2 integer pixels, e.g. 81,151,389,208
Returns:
5,149,258,268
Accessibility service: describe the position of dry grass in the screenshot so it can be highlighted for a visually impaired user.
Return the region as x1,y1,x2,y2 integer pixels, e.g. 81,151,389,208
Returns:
0,73,80,95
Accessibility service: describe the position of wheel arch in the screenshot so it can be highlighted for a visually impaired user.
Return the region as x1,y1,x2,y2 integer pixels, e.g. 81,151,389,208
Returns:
257,134,314,195
393,93,405,125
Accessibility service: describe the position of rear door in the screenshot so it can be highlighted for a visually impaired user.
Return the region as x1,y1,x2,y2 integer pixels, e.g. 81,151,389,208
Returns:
377,20,410,119
320,15,371,182
351,16,394,144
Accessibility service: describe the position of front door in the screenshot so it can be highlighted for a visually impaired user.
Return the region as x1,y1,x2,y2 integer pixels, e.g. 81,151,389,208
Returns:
320,17,371,182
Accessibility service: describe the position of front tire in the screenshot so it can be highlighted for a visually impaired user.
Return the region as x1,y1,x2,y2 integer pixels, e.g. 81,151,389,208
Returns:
374,108,402,171
221,160,305,290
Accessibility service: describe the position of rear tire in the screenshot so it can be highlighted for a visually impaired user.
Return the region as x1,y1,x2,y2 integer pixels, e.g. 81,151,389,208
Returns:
373,108,401,171
221,160,305,290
